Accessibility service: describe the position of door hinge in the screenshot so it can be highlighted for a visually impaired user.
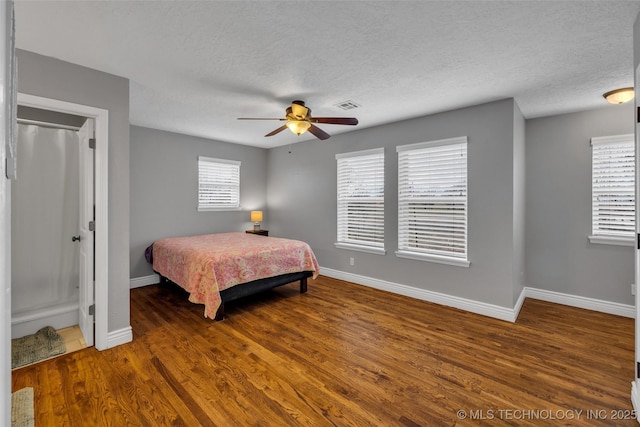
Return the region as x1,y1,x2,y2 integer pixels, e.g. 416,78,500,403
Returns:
89,221,95,232
89,138,96,149
88,304,95,316
637,234,640,250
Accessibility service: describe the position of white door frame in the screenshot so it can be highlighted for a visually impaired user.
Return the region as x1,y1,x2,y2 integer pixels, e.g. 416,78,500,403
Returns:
633,66,640,413
17,92,109,350
77,118,95,347
1,3,11,425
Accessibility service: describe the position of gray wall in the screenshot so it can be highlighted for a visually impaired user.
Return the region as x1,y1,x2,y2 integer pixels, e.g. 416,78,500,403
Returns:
127,96,634,311
525,104,635,304
129,126,268,278
268,99,522,308
16,49,131,333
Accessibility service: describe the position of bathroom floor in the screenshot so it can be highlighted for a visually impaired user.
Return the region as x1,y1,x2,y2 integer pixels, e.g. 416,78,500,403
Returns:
57,325,87,355
12,325,88,370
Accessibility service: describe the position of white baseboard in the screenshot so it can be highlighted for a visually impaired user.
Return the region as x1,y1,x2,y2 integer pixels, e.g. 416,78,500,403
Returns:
320,267,520,322
523,287,635,318
512,286,527,320
319,267,635,322
130,274,160,289
106,326,132,349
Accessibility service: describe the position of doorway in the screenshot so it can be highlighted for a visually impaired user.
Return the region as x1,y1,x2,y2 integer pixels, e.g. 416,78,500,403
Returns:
11,109,95,349
14,93,109,350
11,116,85,337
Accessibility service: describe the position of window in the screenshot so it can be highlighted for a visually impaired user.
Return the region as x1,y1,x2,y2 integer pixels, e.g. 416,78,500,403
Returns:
197,156,241,211
589,134,635,246
396,136,469,267
335,148,385,254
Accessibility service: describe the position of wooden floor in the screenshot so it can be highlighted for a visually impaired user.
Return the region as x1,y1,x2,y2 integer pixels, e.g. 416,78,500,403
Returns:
12,276,636,426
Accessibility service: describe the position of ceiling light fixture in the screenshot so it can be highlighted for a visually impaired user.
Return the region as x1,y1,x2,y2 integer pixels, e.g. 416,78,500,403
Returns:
286,120,311,136
603,87,634,104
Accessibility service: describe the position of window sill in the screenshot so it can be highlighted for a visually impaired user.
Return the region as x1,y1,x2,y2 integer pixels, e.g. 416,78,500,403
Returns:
334,242,386,255
588,235,634,247
197,206,241,212
395,250,470,267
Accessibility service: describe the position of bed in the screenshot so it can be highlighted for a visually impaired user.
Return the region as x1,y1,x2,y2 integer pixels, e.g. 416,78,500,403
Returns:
149,232,320,320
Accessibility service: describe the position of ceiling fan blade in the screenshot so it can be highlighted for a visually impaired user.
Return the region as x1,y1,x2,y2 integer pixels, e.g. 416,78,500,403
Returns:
309,117,358,125
308,124,331,140
265,125,288,137
290,102,309,119
237,117,286,121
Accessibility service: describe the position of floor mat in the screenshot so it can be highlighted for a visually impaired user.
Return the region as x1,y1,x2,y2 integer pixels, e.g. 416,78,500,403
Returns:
12,387,34,427
12,326,66,369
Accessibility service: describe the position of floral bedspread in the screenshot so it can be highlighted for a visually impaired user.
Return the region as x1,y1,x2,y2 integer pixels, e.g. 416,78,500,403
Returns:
152,232,320,318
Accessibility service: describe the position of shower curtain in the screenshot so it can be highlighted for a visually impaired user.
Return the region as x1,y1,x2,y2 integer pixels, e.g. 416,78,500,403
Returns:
11,124,80,315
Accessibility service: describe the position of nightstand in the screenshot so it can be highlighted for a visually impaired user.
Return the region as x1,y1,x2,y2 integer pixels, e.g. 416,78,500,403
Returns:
246,229,268,236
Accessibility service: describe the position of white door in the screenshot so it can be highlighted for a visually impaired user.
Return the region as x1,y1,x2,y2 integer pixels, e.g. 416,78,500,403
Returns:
77,118,94,347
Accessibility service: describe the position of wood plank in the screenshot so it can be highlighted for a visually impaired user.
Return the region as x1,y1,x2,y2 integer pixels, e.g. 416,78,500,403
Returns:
12,276,637,426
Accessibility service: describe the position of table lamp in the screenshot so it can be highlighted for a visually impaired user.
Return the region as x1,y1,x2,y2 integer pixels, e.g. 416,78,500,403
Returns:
251,211,263,231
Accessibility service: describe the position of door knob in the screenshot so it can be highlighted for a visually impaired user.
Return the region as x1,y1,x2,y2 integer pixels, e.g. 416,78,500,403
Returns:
72,235,81,242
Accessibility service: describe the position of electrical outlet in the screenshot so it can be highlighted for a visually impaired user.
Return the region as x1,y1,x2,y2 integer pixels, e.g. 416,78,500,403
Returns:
349,257,355,266
632,284,636,296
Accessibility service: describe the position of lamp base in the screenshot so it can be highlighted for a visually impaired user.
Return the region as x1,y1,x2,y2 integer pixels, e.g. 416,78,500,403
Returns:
253,223,261,231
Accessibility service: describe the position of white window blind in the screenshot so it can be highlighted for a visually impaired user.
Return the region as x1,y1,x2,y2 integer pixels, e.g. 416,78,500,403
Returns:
397,137,468,266
197,156,241,211
336,148,385,254
590,134,635,244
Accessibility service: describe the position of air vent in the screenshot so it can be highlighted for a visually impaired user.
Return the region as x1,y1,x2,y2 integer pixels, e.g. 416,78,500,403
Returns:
334,100,360,111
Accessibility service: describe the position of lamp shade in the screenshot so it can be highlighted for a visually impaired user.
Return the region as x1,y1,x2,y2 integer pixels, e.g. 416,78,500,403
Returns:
250,211,263,222
286,120,311,136
603,87,634,104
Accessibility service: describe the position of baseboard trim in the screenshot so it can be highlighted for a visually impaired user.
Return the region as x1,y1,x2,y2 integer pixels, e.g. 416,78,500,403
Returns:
522,287,635,318
319,267,519,322
130,274,160,289
319,267,635,322
106,326,132,349
513,287,527,320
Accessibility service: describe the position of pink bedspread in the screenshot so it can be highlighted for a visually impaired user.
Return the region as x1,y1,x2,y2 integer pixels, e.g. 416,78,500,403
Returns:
152,232,320,318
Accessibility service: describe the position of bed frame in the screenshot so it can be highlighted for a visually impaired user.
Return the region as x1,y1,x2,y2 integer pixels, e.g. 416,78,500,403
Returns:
157,270,313,321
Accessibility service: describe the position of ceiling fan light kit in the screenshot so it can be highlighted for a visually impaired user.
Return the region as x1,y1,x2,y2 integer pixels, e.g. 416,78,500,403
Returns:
286,120,311,136
238,100,358,140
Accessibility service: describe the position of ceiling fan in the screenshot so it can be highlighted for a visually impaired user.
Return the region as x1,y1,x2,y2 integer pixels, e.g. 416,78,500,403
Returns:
237,100,358,140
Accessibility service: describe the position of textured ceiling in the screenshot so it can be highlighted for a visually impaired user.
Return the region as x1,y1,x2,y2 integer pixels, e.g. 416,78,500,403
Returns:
13,1,640,148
